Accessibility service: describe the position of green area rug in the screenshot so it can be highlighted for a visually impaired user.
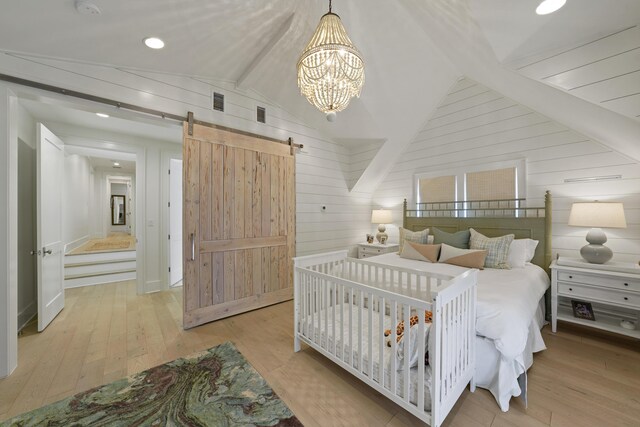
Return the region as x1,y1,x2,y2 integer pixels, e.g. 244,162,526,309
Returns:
3,342,302,427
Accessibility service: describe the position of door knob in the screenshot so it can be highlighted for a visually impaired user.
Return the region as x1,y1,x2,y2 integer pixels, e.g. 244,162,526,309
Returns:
43,248,52,257
29,250,40,256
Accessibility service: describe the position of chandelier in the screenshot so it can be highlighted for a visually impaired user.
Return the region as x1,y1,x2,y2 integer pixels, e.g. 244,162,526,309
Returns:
297,0,365,121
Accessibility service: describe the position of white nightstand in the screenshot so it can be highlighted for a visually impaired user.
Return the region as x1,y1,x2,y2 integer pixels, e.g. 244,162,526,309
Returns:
550,258,640,339
357,242,399,259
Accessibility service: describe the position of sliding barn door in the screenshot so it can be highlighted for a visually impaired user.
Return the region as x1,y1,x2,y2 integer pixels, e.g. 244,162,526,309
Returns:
182,122,295,329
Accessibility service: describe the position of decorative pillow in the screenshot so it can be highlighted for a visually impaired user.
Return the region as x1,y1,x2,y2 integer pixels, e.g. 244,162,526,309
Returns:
469,228,514,269
438,243,487,269
525,239,539,263
400,242,441,263
507,239,528,269
508,238,540,268
432,227,470,249
398,227,429,253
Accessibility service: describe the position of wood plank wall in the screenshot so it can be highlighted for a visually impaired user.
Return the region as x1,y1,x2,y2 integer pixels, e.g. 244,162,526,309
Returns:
509,25,640,122
373,78,640,263
0,51,373,266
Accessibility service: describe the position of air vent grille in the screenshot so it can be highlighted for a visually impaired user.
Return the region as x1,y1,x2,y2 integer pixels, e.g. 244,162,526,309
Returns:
213,92,224,112
257,106,266,123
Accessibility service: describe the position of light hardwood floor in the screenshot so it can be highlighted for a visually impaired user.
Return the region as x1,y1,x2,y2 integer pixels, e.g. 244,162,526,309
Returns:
1,281,639,426
70,233,136,254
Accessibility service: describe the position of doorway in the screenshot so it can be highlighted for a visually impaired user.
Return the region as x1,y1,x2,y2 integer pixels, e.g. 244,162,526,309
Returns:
64,154,138,288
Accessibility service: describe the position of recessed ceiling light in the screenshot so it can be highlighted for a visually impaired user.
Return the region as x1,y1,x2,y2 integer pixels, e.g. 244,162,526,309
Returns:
536,0,566,15
144,37,165,49
113,162,120,166
96,112,109,118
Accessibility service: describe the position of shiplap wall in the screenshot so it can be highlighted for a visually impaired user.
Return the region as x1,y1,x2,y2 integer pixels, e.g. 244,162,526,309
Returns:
373,77,640,263
511,25,640,123
0,52,371,265
343,140,385,191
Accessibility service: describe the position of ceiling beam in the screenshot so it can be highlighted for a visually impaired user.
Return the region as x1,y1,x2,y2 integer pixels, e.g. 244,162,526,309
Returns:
235,12,295,90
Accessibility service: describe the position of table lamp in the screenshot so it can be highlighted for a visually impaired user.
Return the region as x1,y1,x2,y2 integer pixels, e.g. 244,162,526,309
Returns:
371,209,392,244
568,201,626,264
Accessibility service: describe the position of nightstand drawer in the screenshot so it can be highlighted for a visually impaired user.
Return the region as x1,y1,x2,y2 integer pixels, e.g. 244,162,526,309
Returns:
361,247,384,255
356,243,398,259
558,271,640,292
558,282,640,308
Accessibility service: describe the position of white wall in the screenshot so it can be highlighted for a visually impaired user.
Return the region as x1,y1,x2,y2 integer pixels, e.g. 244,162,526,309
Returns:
62,153,92,251
373,78,640,263
0,87,19,378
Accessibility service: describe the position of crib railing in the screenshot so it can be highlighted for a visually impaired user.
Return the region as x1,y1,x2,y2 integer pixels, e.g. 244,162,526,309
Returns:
293,251,477,427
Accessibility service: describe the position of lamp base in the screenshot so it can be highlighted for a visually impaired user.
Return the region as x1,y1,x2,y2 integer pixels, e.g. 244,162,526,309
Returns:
580,244,613,264
376,224,387,244
580,227,613,264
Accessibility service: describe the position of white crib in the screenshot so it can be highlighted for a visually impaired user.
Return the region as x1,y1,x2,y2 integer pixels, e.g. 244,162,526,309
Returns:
293,250,477,427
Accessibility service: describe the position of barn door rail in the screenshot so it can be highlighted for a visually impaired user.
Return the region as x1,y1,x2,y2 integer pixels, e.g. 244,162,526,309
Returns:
0,73,303,151
186,111,303,151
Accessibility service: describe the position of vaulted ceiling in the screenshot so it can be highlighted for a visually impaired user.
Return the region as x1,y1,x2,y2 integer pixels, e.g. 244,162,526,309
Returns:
1,0,639,185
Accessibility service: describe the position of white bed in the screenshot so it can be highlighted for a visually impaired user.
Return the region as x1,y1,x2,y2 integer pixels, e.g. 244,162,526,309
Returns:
365,252,550,411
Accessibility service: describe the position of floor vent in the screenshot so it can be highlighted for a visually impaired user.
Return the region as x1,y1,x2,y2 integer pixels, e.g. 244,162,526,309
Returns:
213,92,224,112
257,106,266,123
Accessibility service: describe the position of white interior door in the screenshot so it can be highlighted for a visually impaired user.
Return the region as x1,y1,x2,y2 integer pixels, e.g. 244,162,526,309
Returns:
169,158,183,286
36,124,65,331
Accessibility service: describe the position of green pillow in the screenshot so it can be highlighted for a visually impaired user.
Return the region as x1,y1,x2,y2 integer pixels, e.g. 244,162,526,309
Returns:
432,228,470,249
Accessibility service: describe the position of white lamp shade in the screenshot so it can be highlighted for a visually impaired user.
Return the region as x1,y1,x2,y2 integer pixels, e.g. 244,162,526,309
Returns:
371,209,392,224
568,202,627,228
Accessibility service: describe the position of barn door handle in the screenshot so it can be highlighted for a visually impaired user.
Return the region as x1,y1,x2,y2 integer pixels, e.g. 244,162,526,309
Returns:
190,233,195,261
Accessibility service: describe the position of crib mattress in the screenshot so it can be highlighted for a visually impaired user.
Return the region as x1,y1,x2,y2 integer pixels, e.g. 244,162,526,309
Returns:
301,303,433,411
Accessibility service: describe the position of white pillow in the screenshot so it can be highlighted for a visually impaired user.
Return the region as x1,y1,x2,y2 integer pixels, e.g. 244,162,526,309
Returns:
526,239,539,263
507,239,528,269
508,238,540,268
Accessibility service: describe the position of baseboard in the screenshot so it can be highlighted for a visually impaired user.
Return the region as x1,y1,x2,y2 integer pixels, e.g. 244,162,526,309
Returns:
18,300,37,332
64,271,137,289
145,280,162,293
64,234,91,254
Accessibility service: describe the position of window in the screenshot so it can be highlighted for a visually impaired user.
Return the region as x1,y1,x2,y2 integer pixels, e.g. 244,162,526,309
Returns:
414,160,525,213
419,175,456,204
465,167,516,201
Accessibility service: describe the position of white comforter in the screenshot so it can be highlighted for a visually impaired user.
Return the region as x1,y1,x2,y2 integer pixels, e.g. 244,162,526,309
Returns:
362,253,549,363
